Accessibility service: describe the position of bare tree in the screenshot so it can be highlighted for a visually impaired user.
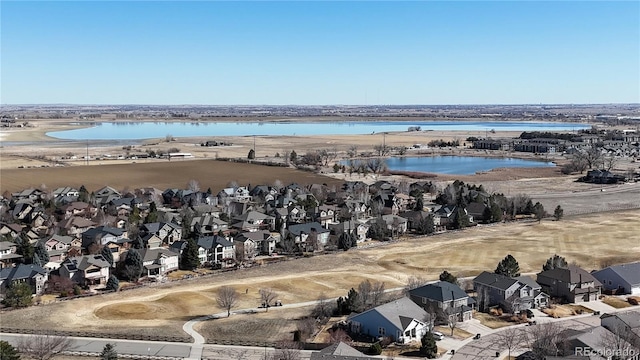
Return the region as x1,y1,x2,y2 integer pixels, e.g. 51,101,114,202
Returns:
187,179,200,192
263,341,301,360
216,286,239,317
312,293,332,320
599,322,640,355
347,145,358,158
446,308,459,337
404,275,426,295
522,322,568,360
18,334,73,360
603,155,618,171
495,326,525,359
370,281,386,307
329,328,352,344
259,288,278,312
366,158,387,174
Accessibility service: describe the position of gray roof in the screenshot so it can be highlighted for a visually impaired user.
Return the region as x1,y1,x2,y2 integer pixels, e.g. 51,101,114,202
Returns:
311,342,374,360
0,263,47,281
63,255,110,271
139,248,177,262
288,222,330,236
603,310,640,329
474,271,520,291
197,235,233,249
566,326,635,354
348,297,428,332
538,264,602,287
597,261,640,286
514,275,542,290
409,281,468,302
0,241,17,251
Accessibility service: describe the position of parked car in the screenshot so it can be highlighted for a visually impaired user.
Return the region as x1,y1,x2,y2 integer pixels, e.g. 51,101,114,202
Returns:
432,331,444,341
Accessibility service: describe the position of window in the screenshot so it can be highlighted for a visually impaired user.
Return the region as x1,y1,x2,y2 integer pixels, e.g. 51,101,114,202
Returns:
378,327,385,336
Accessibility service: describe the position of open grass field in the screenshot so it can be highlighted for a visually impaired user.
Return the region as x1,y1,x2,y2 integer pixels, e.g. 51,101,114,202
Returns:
0,159,343,193
1,210,638,339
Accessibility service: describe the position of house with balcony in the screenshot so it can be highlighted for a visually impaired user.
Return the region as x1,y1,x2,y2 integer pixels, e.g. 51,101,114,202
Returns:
474,271,549,313
139,247,179,277
59,254,110,290
408,281,475,323
197,235,235,267
0,241,22,269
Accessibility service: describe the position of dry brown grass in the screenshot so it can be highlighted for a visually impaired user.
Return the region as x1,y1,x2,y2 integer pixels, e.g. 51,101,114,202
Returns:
1,210,638,338
628,296,640,306
602,296,633,309
473,312,512,329
434,326,474,340
542,304,593,318
195,306,311,344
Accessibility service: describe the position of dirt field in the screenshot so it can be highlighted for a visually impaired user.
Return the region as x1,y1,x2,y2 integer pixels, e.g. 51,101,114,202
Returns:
0,159,343,193
1,210,638,338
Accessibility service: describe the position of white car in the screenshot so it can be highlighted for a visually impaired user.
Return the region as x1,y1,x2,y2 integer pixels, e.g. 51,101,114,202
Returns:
432,331,444,341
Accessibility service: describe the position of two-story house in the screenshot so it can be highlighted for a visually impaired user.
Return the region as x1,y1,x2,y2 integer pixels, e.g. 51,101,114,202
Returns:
141,222,183,245
233,230,278,256
287,222,331,251
0,263,48,296
59,255,110,289
536,264,602,303
190,215,228,237
474,271,549,313
139,248,179,277
0,241,22,269
231,211,275,232
81,226,128,251
329,220,370,243
408,281,475,323
197,235,235,267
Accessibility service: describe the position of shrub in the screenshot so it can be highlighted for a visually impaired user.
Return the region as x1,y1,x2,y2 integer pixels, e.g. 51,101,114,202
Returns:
368,343,382,355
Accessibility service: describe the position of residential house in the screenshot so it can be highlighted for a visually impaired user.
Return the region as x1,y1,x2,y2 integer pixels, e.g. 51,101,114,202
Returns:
217,186,252,203
231,211,275,232
60,216,96,236
600,311,640,349
329,220,370,243
312,205,338,228
466,202,489,223
11,188,45,203
0,241,22,269
141,222,183,245
139,248,179,277
197,235,235,267
233,236,257,262
380,214,408,235
59,254,110,289
52,187,80,199
371,192,399,215
190,215,228,237
398,210,434,233
234,231,278,255
348,297,430,342
310,342,376,360
11,201,35,223
537,265,602,303
288,222,331,251
559,326,639,360
592,262,640,295
340,200,370,221
103,239,132,263
81,226,128,250
0,222,24,239
60,202,97,219
0,263,48,296
42,234,75,264
473,271,549,313
94,186,122,207
141,234,163,250
433,205,472,228
408,281,475,322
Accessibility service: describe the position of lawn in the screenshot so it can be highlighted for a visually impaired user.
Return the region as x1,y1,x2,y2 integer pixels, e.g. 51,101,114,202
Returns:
542,304,594,318
473,312,512,329
434,326,474,340
602,296,633,309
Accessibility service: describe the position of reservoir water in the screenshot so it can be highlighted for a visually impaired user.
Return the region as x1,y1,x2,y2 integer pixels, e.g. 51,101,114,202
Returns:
383,156,555,175
46,120,589,140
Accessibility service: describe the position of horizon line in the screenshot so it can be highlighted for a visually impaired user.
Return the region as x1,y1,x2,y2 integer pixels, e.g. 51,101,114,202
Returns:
2,103,639,107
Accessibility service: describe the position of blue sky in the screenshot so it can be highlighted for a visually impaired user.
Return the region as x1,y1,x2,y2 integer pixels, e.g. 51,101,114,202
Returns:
1,1,638,105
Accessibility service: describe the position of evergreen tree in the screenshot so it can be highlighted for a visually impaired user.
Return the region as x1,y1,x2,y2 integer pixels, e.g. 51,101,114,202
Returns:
414,192,424,211
416,214,435,235
533,202,546,222
439,270,458,285
34,241,49,264
128,207,141,224
3,282,33,308
101,245,114,267
105,275,120,291
490,202,503,223
78,185,89,203
336,288,359,315
553,205,564,221
542,254,568,272
180,238,200,270
100,343,118,360
15,236,35,264
495,254,521,277
289,150,297,163
0,340,21,360
420,332,438,358
247,149,255,159
145,202,159,223
338,231,357,251
121,249,143,282
452,207,470,229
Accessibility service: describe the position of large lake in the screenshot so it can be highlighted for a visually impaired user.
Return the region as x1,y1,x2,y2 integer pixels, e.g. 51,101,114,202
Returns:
383,156,555,175
46,120,589,140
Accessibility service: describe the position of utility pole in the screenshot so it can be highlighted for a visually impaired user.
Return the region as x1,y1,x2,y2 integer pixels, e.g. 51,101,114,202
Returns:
86,139,89,166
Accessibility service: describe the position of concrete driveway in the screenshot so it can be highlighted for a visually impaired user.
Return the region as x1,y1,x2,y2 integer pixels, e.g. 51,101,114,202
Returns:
579,300,617,314
457,319,493,336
